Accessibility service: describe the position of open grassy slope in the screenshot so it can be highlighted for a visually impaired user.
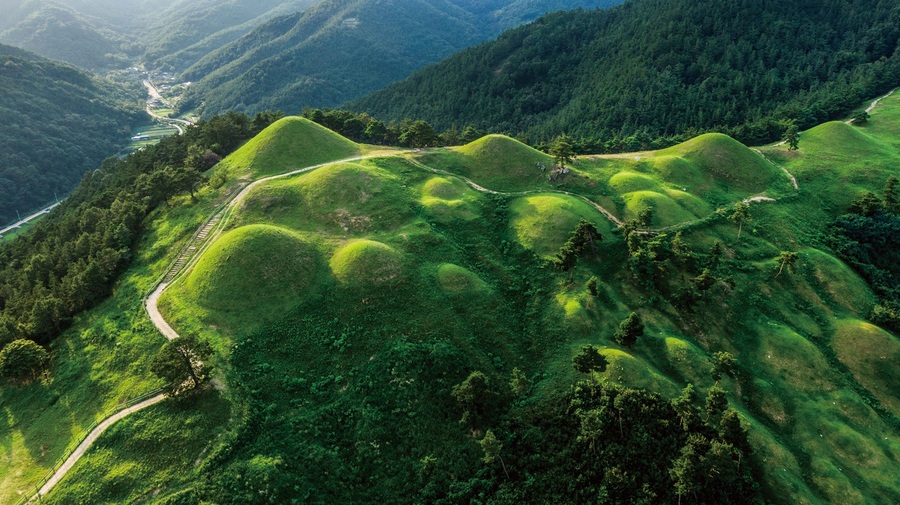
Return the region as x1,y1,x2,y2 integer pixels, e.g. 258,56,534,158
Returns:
37,92,900,504
216,116,360,178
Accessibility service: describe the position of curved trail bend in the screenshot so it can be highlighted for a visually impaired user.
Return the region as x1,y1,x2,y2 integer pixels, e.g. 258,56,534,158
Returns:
29,141,803,501
30,153,384,503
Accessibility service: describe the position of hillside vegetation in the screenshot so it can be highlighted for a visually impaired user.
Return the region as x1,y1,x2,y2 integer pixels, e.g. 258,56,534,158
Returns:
180,0,622,115
350,0,900,147
0,44,141,226
99,100,900,503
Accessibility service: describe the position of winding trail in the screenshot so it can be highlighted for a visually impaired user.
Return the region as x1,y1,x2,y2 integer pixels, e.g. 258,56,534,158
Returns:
28,153,383,503
35,395,165,499
865,88,896,114
26,135,806,502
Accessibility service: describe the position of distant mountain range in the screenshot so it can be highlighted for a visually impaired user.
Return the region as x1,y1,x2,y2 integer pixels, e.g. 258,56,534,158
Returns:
349,0,900,145
0,0,321,71
179,0,622,115
0,43,141,224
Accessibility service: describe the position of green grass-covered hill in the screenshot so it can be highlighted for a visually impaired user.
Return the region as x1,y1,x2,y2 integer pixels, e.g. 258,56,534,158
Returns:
5,94,899,505
349,0,900,146
143,101,900,502
215,116,361,178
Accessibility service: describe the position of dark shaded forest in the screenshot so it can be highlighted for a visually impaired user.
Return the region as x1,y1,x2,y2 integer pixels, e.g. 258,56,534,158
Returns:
350,0,900,148
0,111,279,347
0,44,142,225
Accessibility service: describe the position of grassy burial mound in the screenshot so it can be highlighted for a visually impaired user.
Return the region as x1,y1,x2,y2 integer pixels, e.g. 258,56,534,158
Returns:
419,134,554,191
329,239,405,287
434,263,489,297
654,133,786,198
419,176,481,223
165,224,323,330
46,95,900,505
509,194,616,258
234,161,415,235
217,116,360,178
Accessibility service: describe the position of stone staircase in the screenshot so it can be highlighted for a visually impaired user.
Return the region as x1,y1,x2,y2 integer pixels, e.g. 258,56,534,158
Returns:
162,210,223,284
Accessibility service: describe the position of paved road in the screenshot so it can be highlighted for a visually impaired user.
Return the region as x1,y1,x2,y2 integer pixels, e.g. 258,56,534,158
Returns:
0,202,62,237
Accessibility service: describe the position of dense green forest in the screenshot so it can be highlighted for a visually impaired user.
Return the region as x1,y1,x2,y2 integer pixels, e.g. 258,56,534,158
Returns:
350,0,900,147
0,44,142,225
0,4,134,70
0,110,280,347
179,0,621,116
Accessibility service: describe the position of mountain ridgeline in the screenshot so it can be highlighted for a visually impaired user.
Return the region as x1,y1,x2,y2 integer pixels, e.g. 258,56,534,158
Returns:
350,0,900,147
179,0,622,115
0,44,141,226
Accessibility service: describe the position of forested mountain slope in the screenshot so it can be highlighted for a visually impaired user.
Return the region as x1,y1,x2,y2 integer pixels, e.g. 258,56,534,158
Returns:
0,0,322,72
140,0,322,71
0,44,141,225
0,3,134,70
350,0,900,146
180,0,621,115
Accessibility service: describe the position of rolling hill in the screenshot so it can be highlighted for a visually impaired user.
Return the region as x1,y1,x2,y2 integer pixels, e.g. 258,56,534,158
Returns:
179,0,623,115
349,0,900,146
0,43,141,226
128,102,900,502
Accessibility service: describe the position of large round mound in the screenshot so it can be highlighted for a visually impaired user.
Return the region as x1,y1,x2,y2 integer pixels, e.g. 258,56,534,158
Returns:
183,224,320,313
218,117,360,178
330,240,404,286
656,133,778,194
510,194,614,257
436,263,488,295
453,134,553,191
832,319,900,415
237,162,414,233
801,121,893,158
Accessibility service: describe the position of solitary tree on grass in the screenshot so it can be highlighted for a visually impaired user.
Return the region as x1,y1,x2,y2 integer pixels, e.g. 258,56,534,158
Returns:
151,334,213,395
784,123,800,150
613,312,644,347
774,251,798,278
884,176,898,214
710,351,736,384
729,202,750,240
573,345,608,386
549,133,575,167
0,339,49,383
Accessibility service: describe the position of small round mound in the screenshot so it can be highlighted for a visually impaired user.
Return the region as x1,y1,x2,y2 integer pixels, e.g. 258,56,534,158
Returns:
423,177,465,199
218,117,360,178
656,133,778,194
184,224,320,313
330,240,404,286
600,348,678,396
622,191,697,227
608,171,662,193
421,176,479,222
453,134,553,191
510,194,613,257
436,263,488,295
802,249,874,314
